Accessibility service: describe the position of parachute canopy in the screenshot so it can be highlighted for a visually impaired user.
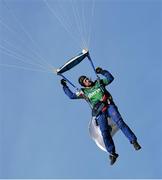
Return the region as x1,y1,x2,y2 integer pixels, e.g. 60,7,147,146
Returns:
56,49,89,74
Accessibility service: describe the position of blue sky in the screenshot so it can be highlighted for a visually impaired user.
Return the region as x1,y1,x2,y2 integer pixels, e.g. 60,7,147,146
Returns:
0,0,161,179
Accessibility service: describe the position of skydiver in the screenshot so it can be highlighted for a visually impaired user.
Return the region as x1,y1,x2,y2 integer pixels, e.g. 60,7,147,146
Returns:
60,67,141,165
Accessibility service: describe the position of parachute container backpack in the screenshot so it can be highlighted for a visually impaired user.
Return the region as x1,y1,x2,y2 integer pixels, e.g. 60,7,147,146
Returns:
56,49,119,152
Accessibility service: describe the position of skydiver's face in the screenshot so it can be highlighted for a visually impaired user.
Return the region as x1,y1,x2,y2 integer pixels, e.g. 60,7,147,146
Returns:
83,77,93,87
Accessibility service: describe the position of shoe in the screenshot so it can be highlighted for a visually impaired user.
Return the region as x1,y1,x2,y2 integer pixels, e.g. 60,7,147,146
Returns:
109,153,119,165
132,141,141,150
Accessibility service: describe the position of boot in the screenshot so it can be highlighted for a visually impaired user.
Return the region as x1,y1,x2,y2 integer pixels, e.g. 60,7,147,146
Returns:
132,141,141,150
109,153,119,165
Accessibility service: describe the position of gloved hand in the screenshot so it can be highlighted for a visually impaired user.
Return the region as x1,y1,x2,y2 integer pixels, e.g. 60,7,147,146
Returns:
60,79,67,86
96,67,103,74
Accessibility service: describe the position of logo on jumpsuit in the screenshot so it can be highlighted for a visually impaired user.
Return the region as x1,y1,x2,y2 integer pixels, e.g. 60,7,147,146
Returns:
88,88,102,99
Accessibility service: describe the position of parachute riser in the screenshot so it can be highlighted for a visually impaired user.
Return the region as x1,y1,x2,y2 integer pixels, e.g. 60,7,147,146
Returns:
58,73,79,91
87,53,107,95
87,53,100,80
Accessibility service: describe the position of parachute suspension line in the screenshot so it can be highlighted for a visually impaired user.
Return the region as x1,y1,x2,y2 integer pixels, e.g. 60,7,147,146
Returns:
70,0,95,49
87,0,95,49
57,0,87,49
2,0,55,73
44,0,81,49
0,63,53,73
0,18,53,72
1,39,50,71
0,45,52,73
71,0,87,49
53,0,75,36
81,1,88,48
56,0,77,39
59,0,86,48
0,17,19,36
71,0,84,48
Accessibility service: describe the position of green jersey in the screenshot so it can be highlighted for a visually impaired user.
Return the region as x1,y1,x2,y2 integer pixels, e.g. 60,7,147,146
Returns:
81,79,110,107
63,69,114,108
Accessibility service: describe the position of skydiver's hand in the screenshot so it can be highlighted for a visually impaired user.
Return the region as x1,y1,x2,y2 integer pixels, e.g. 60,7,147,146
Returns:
61,79,67,86
96,67,103,74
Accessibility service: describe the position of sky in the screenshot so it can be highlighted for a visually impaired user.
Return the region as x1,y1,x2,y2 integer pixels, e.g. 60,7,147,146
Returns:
0,0,162,179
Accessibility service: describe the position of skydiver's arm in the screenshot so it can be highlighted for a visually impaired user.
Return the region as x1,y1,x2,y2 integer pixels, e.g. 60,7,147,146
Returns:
63,85,78,99
61,79,83,99
101,70,114,85
63,85,84,99
96,67,114,85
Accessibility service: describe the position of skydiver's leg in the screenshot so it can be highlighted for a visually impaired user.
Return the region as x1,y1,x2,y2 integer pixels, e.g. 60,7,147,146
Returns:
107,104,137,143
96,112,116,154
97,112,119,165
